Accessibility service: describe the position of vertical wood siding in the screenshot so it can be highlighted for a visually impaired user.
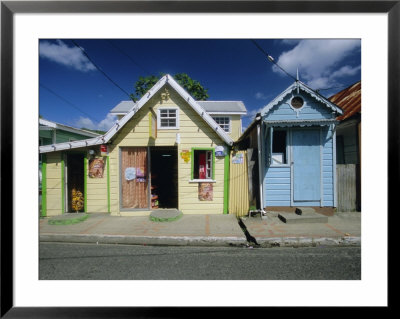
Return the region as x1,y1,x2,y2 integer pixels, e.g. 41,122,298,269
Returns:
229,150,249,217
336,164,357,211
120,148,148,209
322,127,334,206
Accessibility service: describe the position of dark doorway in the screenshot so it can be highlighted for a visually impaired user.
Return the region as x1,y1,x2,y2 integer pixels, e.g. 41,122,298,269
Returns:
66,153,85,213
150,147,178,209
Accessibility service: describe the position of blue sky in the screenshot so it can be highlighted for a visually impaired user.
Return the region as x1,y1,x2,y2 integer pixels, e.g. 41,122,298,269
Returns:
39,39,361,131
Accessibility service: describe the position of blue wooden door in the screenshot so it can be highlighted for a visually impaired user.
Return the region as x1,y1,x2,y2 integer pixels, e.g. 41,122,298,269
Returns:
292,129,321,202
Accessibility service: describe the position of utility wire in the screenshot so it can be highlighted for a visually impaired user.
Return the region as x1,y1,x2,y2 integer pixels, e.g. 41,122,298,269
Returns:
106,39,150,74
316,84,348,93
71,40,133,99
251,40,297,82
40,83,100,123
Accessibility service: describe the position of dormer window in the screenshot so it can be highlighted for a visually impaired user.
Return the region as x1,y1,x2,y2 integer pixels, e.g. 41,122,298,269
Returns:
158,108,179,129
212,116,230,133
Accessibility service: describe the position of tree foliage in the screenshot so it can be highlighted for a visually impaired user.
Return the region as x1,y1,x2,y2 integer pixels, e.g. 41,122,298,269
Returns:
130,73,209,101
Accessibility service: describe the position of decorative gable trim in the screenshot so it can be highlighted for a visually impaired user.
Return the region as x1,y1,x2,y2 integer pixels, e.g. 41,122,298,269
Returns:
261,81,344,117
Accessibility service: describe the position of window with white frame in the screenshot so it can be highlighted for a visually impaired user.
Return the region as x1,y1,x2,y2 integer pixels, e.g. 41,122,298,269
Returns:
158,108,179,129
212,116,230,133
192,149,214,180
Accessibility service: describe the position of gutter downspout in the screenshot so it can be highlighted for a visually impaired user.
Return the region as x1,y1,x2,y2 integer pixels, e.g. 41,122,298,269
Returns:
256,118,266,216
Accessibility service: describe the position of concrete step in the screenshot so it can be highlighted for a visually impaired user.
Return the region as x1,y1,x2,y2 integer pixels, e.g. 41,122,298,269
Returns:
150,209,182,222
278,208,328,224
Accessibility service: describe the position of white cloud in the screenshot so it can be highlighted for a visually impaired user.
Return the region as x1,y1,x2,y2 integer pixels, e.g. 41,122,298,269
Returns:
254,92,272,100
39,40,96,72
74,113,117,132
273,39,361,89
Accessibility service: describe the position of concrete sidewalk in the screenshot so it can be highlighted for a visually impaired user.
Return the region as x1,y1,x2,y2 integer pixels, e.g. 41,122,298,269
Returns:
39,211,361,248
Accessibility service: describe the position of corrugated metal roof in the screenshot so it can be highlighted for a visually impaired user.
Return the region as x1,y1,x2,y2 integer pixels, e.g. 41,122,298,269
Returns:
196,101,247,114
109,100,136,114
329,81,361,121
110,100,247,115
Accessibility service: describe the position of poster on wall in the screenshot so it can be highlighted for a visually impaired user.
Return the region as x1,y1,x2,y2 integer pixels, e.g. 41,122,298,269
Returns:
198,182,213,201
125,167,136,181
180,149,191,163
88,158,104,178
232,152,244,164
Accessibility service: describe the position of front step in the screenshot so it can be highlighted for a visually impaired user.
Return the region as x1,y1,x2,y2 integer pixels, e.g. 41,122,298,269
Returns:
278,208,328,224
150,209,182,222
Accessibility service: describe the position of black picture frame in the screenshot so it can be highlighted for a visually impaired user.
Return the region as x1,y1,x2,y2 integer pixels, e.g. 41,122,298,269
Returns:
1,1,395,317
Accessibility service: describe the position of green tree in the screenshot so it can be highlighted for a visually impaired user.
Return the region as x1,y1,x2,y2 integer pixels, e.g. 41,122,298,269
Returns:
130,73,209,101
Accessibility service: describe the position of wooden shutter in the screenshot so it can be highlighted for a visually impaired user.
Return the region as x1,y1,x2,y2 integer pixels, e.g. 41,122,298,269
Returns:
121,147,148,209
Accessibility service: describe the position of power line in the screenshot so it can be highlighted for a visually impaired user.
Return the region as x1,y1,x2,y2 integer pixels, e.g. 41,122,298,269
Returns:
106,40,150,74
71,40,133,99
316,84,348,93
251,40,297,82
40,83,100,123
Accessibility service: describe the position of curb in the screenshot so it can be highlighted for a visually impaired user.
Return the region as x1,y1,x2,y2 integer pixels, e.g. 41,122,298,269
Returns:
40,234,247,247
256,236,361,248
40,234,360,248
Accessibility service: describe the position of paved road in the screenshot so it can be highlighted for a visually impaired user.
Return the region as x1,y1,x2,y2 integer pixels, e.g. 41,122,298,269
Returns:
39,242,361,280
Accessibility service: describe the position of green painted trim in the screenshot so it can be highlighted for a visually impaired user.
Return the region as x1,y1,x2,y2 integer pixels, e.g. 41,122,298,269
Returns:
191,147,215,179
190,149,194,180
107,155,110,213
84,155,88,213
61,154,65,214
223,153,230,214
41,154,47,217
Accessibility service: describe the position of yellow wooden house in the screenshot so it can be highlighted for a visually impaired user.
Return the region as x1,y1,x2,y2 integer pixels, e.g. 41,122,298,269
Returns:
39,75,247,217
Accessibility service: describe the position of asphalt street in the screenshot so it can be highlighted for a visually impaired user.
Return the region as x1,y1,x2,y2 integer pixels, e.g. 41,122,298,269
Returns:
39,242,361,280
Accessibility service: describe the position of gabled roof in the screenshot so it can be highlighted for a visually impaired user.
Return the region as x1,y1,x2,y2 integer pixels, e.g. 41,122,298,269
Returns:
328,81,361,121
39,118,100,137
39,74,234,153
261,80,343,117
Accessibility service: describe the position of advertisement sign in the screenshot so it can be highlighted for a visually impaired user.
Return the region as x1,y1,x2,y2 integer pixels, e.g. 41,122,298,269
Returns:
198,183,213,201
215,146,226,157
89,158,104,178
232,153,244,164
100,144,108,156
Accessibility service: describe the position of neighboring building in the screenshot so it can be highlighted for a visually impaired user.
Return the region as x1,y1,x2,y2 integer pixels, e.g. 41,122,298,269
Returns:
39,75,247,217
39,119,100,202
329,81,361,211
110,100,246,141
39,118,100,146
236,80,343,214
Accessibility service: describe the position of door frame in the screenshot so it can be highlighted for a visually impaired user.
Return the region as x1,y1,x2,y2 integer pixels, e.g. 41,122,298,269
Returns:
63,151,87,213
290,127,323,206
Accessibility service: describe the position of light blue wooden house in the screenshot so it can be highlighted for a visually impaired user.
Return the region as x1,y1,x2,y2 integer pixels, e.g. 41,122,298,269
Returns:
260,80,343,211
